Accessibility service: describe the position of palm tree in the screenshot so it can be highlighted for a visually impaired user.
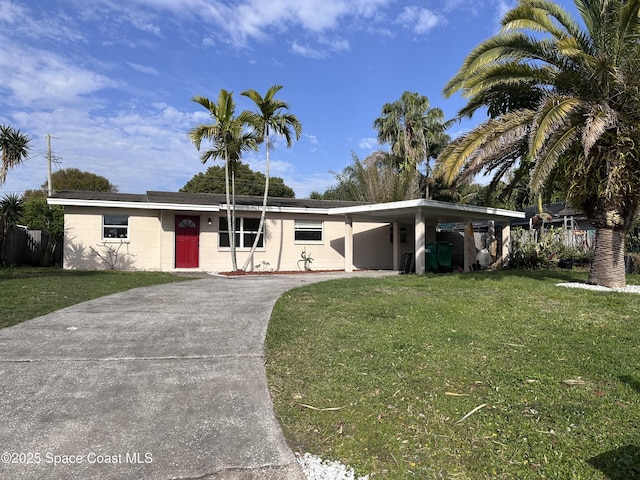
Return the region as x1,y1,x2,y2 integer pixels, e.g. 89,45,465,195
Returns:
436,0,640,288
373,91,452,198
0,125,31,185
331,151,421,203
0,193,25,265
240,85,302,271
189,90,257,271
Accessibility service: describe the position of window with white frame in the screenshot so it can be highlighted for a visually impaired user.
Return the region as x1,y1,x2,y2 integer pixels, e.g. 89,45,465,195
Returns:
219,217,264,248
294,220,323,242
103,214,129,239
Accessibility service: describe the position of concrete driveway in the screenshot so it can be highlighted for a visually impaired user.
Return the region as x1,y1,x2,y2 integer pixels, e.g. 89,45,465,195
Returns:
0,271,392,480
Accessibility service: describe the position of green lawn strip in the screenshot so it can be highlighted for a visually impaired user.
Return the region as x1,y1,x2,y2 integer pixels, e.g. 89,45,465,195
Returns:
0,267,192,329
266,270,640,479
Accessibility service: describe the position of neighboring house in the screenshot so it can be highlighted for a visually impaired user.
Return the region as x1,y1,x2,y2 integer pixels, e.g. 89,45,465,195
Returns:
513,201,595,251
515,201,593,231
439,202,596,264
47,191,525,273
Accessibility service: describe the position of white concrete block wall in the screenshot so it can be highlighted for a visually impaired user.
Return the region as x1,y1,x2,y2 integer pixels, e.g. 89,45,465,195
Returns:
62,208,394,272
63,207,162,270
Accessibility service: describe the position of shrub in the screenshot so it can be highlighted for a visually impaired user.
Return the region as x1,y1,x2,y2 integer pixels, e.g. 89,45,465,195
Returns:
626,252,640,274
506,227,593,270
627,217,640,253
506,228,549,269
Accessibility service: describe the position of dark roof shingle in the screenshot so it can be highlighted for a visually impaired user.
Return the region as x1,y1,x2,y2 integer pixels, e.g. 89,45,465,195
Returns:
50,190,369,209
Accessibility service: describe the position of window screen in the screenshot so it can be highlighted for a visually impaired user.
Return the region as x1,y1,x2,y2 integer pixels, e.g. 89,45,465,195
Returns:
294,220,323,242
103,215,129,239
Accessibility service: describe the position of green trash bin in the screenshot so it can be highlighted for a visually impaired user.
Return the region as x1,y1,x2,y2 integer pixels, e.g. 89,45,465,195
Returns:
437,241,453,272
426,242,439,273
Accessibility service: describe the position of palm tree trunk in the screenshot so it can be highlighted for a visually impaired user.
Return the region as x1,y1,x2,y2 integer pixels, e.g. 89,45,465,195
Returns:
224,155,237,271
587,227,626,288
231,166,238,270
242,128,269,271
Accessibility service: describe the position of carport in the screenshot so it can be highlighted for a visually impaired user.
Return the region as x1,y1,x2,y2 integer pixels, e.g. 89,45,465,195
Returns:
329,199,526,274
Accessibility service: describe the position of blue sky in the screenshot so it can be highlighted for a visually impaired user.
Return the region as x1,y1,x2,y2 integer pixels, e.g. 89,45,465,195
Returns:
1,0,577,198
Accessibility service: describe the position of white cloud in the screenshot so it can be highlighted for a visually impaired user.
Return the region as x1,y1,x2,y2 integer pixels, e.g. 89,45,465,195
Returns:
304,134,319,145
291,42,328,59
8,102,205,194
288,172,337,198
321,36,350,53
0,0,85,43
229,0,390,37
0,43,120,109
0,25,203,194
77,0,390,52
358,137,378,150
127,62,160,75
290,35,349,59
0,0,27,23
396,7,444,35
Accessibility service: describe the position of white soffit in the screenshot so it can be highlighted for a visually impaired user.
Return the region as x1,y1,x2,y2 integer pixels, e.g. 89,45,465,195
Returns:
329,199,526,221
47,198,221,212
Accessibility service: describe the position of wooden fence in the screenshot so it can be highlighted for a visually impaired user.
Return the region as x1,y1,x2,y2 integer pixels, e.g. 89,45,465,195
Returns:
516,227,595,251
0,229,62,267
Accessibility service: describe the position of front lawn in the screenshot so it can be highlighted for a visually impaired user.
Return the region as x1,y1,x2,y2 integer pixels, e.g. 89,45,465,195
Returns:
0,267,191,329
266,270,640,479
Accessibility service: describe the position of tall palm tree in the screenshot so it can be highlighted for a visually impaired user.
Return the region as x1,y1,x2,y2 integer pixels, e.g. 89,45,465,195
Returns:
436,0,640,288
373,91,452,198
0,124,31,185
240,85,302,271
190,90,257,271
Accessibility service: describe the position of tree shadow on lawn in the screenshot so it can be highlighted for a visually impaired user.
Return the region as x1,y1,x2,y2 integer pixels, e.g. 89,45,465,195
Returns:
0,267,99,282
588,445,640,480
619,375,640,394
588,377,640,479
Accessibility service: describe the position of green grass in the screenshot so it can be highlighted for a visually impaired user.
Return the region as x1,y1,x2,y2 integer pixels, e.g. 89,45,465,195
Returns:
266,270,640,479
0,267,191,329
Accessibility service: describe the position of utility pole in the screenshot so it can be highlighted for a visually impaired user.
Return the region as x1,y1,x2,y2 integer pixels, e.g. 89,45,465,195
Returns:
46,134,60,195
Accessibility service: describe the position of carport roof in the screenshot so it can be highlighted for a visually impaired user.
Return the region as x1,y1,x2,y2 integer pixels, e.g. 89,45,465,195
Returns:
329,198,526,223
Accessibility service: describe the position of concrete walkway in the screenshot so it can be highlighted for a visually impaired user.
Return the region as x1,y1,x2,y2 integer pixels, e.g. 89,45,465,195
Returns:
0,271,392,480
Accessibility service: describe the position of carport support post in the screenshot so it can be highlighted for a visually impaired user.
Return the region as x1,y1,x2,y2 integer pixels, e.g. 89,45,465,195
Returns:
464,219,474,272
392,221,400,270
344,215,354,272
415,211,426,274
501,221,511,264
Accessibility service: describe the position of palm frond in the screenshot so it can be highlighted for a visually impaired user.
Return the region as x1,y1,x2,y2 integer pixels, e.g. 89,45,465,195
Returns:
435,109,534,186
444,33,559,98
530,124,580,192
0,125,31,185
461,63,556,99
619,0,640,38
501,4,567,39
529,95,583,158
507,1,586,40
191,95,217,115
582,102,618,157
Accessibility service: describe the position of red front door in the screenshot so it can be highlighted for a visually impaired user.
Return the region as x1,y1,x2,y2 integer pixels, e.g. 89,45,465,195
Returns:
175,215,200,268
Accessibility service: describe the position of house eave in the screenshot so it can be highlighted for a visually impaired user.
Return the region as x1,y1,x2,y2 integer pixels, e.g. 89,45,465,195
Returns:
329,199,526,222
229,204,331,215
47,198,221,212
